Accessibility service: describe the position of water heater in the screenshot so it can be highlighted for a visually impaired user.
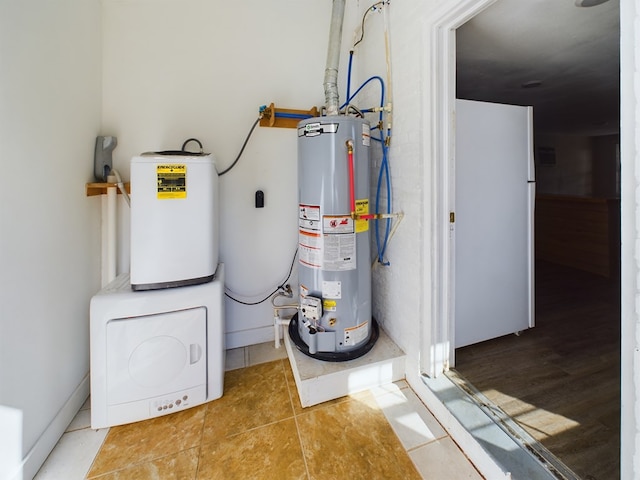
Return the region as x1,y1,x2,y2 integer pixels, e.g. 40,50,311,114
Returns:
290,115,378,361
130,152,219,290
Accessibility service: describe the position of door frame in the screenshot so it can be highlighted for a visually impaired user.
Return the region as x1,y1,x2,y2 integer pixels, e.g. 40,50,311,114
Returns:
424,1,635,477
421,0,497,378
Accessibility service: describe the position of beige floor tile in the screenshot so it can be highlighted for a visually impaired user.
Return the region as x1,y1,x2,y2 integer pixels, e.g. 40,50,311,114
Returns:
202,360,294,442
368,380,410,397
296,396,422,480
409,437,483,480
65,408,92,432
197,418,306,480
89,448,199,480
374,386,448,450
83,358,486,480
35,427,108,480
86,405,206,478
225,347,247,371
247,341,288,366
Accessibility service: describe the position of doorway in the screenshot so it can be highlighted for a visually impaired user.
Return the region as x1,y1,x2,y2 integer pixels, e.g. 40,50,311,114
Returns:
430,0,621,478
454,259,621,479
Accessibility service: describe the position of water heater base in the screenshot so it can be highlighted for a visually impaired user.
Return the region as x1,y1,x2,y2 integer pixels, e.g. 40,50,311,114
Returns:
288,313,379,362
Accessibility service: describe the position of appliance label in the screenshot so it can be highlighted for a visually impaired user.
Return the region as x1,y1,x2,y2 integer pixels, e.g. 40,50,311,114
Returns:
322,215,356,271
299,204,323,269
323,299,337,312
322,280,342,299
299,204,320,222
362,123,371,147
344,321,368,347
298,122,339,137
299,231,323,268
157,164,186,199
323,215,354,234
355,199,369,233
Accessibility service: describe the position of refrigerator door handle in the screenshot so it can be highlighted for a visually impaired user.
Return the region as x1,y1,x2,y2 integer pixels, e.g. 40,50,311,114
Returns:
526,106,535,182
528,181,536,328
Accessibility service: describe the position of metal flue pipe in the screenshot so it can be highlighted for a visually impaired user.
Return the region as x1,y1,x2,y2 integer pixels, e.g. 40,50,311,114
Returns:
323,0,346,116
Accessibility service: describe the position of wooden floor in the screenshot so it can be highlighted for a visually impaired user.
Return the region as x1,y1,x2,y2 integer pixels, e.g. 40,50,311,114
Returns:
455,260,620,480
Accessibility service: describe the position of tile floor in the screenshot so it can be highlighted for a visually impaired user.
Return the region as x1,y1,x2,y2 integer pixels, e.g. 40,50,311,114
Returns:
35,342,483,480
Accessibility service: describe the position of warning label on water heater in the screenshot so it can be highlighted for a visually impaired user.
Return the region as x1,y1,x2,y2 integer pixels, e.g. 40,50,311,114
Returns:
157,164,186,199
322,215,356,271
298,206,358,271
362,123,371,147
355,199,369,233
344,321,369,347
299,204,323,268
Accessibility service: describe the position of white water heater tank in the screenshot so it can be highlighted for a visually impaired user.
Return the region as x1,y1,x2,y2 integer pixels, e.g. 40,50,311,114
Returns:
130,152,219,290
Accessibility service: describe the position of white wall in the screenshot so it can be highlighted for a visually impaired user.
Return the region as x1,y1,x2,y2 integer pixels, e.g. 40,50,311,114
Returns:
354,0,439,372
101,0,359,348
0,1,102,479
535,133,593,196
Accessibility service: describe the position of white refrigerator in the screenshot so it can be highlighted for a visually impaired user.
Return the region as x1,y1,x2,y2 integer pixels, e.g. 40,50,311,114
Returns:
454,99,535,349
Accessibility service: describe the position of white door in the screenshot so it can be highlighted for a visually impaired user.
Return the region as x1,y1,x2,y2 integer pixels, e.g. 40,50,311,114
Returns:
454,99,535,348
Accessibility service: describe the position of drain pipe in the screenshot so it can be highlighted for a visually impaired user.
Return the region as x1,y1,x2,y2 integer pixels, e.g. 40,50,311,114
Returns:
273,310,295,349
324,0,346,116
272,292,298,349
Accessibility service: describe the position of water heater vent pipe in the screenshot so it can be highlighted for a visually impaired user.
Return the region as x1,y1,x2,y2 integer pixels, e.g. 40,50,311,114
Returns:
324,0,346,116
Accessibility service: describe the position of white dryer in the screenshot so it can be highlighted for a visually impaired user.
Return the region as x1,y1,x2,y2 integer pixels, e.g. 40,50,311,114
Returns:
90,264,225,429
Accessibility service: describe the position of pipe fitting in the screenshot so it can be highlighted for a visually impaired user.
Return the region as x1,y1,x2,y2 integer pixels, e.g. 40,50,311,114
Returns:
346,140,354,153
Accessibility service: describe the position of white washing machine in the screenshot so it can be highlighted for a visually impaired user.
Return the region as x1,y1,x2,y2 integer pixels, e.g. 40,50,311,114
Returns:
130,152,219,291
90,264,225,429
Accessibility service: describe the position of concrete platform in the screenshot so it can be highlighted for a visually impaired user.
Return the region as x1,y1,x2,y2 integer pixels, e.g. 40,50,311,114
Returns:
284,324,406,407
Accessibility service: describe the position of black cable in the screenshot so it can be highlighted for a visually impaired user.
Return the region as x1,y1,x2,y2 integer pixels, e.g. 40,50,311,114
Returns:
353,1,385,48
225,248,298,305
181,138,203,153
218,117,261,176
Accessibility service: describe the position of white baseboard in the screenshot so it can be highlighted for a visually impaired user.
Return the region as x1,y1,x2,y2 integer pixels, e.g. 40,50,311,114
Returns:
225,326,274,350
0,406,23,480
20,374,90,480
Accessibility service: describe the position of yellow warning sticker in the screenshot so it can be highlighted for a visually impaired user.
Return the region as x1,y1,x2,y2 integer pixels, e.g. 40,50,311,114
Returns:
323,299,337,312
355,198,369,233
157,164,186,199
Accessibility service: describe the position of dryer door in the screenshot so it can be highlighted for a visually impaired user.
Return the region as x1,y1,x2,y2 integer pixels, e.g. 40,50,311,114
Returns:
106,307,206,406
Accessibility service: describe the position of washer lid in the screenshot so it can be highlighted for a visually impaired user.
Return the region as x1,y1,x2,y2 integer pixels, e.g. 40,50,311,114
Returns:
144,150,211,156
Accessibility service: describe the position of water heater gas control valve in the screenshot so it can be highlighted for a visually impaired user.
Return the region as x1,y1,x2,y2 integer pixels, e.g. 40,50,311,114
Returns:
300,296,322,321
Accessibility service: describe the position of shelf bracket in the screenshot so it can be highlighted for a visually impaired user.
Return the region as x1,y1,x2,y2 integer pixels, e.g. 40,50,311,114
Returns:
259,103,319,129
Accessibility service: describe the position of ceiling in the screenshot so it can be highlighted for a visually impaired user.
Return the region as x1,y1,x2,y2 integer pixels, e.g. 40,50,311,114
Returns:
456,0,620,136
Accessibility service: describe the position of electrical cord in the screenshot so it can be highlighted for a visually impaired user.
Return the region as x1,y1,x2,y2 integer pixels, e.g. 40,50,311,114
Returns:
353,1,386,48
181,138,203,153
213,114,287,304
225,248,298,305
218,117,261,176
